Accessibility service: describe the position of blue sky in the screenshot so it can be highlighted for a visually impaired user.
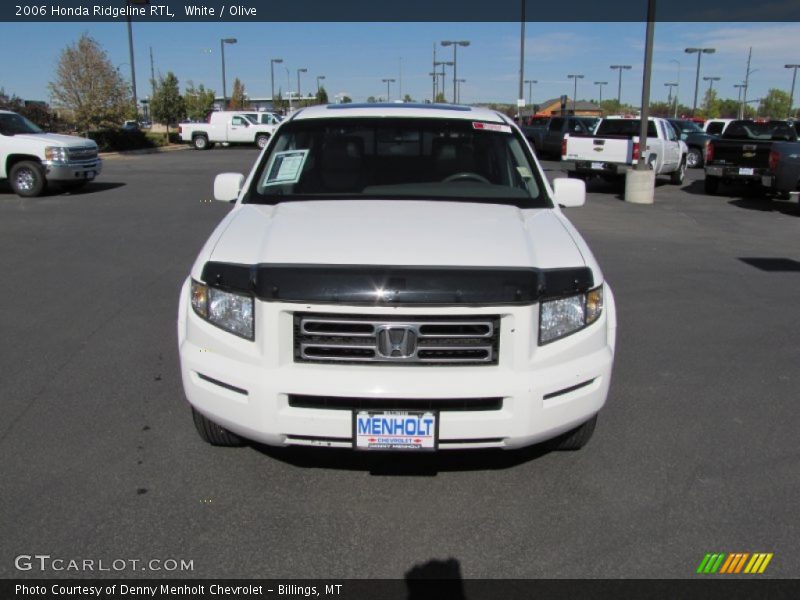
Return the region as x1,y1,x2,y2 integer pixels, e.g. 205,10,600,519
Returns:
2,22,799,108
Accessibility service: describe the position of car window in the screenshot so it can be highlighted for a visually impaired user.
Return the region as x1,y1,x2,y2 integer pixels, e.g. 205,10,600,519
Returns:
0,113,43,135
706,122,724,135
596,119,658,137
247,117,550,208
548,118,564,132
723,121,796,141
232,116,249,126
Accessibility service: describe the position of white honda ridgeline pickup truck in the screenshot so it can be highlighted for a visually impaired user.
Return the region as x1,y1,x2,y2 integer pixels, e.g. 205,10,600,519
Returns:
563,116,687,183
1,110,101,197
178,104,617,453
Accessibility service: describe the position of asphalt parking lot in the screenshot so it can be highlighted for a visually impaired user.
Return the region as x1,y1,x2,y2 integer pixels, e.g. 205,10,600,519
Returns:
1,148,798,579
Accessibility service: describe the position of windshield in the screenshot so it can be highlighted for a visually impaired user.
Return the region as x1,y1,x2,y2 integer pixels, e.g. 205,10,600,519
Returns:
672,120,703,133
247,117,550,208
0,113,43,135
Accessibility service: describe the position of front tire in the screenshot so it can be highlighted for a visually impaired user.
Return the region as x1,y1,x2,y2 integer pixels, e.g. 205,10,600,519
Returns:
193,135,209,150
546,415,598,451
686,147,702,168
10,160,47,197
704,175,720,195
670,159,686,185
192,408,245,446
255,134,270,149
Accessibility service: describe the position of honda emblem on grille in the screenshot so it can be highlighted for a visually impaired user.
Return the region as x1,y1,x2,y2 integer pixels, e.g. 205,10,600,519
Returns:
376,326,417,359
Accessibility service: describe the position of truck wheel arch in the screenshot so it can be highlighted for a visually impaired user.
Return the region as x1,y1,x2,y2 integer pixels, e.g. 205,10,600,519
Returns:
6,153,42,175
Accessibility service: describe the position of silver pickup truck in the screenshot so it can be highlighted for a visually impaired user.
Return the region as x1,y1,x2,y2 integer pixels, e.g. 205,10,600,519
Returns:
562,116,687,184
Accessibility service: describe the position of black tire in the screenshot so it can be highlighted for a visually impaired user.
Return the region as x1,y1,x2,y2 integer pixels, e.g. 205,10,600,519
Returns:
670,159,686,185
547,415,598,451
255,134,270,149
193,134,210,150
191,408,245,446
704,175,720,195
9,160,47,197
686,147,703,168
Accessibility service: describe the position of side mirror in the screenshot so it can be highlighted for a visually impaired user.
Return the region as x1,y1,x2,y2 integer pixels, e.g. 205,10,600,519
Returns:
214,172,245,202
553,177,585,208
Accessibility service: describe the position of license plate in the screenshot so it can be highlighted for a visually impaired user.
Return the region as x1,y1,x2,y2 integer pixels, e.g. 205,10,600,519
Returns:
85,171,95,180
739,168,754,176
591,162,605,170
354,411,437,451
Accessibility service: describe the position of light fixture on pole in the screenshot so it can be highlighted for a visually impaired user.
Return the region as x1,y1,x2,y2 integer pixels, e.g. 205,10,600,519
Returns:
296,67,307,103
220,38,237,107
664,82,677,110
786,64,800,118
670,59,681,118
285,66,292,112
316,75,326,98
567,74,584,114
440,40,470,103
524,79,537,107
734,83,746,111
610,64,632,105
594,81,608,103
382,78,396,102
703,76,721,93
270,58,283,107
434,61,453,102
684,47,715,115
455,79,466,102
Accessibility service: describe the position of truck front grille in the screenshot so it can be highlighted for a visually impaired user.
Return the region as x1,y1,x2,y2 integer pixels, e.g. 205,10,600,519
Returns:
294,313,500,366
288,395,503,411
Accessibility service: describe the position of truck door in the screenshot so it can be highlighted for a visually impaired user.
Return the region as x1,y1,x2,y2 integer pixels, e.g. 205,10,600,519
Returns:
545,118,564,155
228,115,251,143
662,121,680,170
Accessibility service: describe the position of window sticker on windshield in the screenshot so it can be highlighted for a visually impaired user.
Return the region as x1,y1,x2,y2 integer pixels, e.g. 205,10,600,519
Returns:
262,149,309,186
516,166,533,179
472,122,512,133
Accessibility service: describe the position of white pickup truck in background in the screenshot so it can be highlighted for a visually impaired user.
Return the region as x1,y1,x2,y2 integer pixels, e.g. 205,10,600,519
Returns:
178,111,277,150
562,117,688,184
1,109,101,197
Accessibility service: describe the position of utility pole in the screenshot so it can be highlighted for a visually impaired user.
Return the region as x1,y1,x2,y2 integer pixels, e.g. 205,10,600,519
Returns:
594,81,608,103
432,43,437,102
149,46,155,97
742,47,753,119
610,64,632,105
785,63,799,118
518,0,526,121
567,74,584,114
524,79,537,107
664,82,677,111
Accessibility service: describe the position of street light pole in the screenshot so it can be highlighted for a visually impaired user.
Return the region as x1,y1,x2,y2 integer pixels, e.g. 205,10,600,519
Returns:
786,64,799,118
270,58,283,108
567,74,584,114
296,67,307,104
382,78,396,102
610,65,632,105
524,79,537,107
124,0,150,116
456,79,466,102
518,0,526,121
664,82,677,110
441,40,470,104
285,66,292,112
434,61,453,102
594,81,608,103
220,38,237,107
316,75,326,99
685,47,715,115
703,76,721,94
670,59,680,118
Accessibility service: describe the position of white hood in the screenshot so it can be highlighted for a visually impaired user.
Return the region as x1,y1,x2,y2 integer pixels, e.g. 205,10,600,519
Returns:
208,201,585,269
11,132,97,148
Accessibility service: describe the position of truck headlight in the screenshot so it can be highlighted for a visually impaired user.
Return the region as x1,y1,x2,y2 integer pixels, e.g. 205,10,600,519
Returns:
44,146,69,163
539,286,603,344
190,280,254,340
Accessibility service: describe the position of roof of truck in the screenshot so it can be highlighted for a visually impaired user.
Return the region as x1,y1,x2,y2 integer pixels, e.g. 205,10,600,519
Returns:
289,103,508,124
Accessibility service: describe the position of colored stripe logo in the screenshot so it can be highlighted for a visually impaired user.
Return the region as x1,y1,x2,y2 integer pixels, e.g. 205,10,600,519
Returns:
697,553,773,574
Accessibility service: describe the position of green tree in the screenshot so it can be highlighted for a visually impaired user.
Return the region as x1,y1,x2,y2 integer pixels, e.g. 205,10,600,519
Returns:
367,96,378,103
229,78,246,110
759,88,791,119
0,88,23,111
273,88,285,112
434,92,446,103
184,81,215,122
649,101,672,117
315,85,329,104
403,94,413,103
48,34,131,131
700,88,720,118
150,72,185,134
340,95,352,104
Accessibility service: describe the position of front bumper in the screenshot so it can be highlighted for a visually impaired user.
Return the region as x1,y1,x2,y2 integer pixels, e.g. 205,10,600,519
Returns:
43,158,102,182
177,279,617,451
